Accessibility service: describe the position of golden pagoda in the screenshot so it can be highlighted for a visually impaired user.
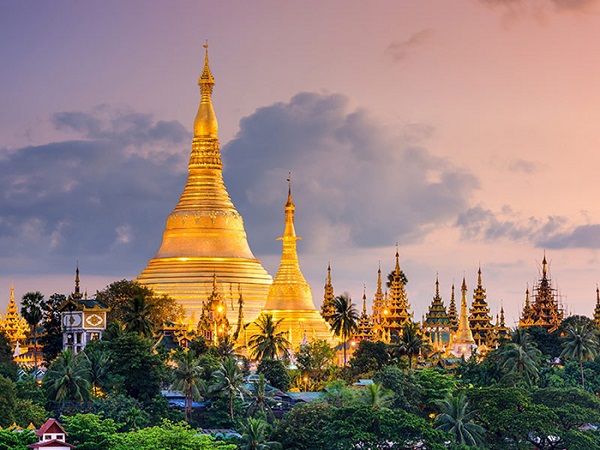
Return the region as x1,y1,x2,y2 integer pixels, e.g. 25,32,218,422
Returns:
354,288,376,342
0,285,28,345
468,267,494,347
449,277,476,359
519,254,563,332
423,276,451,350
137,45,272,323
447,283,458,333
197,274,231,344
321,264,335,325
384,250,413,335
247,180,334,348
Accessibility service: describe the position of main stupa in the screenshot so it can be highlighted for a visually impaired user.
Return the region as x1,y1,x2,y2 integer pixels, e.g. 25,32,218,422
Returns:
137,45,272,323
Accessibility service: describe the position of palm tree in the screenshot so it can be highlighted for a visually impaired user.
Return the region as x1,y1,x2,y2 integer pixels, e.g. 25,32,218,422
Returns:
211,356,249,420
331,294,358,365
396,321,428,370
123,295,155,337
560,321,599,389
498,332,542,388
239,417,282,450
359,383,394,410
82,345,110,399
44,349,91,405
246,373,278,423
435,392,485,447
248,314,291,361
172,350,206,422
21,291,44,377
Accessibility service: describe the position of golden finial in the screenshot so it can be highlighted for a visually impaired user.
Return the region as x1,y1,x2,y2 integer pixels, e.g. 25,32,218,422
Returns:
286,172,293,206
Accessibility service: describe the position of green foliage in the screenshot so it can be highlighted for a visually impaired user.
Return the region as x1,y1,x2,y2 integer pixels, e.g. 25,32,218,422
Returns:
373,365,414,410
106,332,162,405
95,279,183,329
123,295,155,337
330,294,358,365
0,429,36,450
13,399,48,427
275,402,447,450
525,326,561,358
40,293,66,363
62,413,120,450
321,380,358,408
497,332,542,388
0,332,18,381
257,358,290,392
211,356,249,420
413,368,457,416
110,419,237,450
0,375,17,427
171,350,206,422
357,383,394,410
560,320,599,389
21,291,44,371
348,340,390,378
295,339,335,383
248,314,291,361
44,349,91,405
239,417,281,450
435,392,485,447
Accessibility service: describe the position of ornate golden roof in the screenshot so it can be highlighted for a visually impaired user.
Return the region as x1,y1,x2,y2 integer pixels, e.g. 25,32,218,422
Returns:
137,45,272,323
249,179,334,347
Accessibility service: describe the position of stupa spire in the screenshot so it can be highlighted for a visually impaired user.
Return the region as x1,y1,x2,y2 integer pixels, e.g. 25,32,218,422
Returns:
455,277,475,344
137,45,272,323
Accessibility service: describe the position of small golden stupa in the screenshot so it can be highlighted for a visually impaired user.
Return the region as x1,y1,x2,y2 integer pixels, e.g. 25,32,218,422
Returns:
248,179,334,348
449,277,477,359
137,45,272,323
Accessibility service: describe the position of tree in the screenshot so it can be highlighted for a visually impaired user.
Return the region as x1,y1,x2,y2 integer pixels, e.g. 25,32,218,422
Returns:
21,291,44,375
348,340,390,378
435,392,485,448
248,314,291,361
0,375,17,428
396,321,428,370
330,294,358,366
359,383,394,410
560,321,599,389
44,349,91,406
106,332,163,406
386,269,408,288
82,344,110,399
0,331,18,381
295,339,335,384
245,373,279,423
498,331,542,388
239,417,281,450
0,428,36,450
123,295,155,337
211,356,248,420
40,293,66,363
62,413,120,450
171,350,205,422
110,419,236,450
257,359,291,392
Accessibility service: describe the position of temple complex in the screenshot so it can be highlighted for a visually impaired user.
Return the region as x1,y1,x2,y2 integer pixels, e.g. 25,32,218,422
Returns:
468,267,494,348
137,45,272,324
519,254,563,332
422,276,451,352
247,181,334,347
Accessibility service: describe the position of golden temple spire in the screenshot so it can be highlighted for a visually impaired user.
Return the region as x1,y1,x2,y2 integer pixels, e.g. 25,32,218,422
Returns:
362,286,368,316
194,43,218,138
435,274,440,297
542,252,548,280
137,44,272,323
477,265,482,288
455,277,475,344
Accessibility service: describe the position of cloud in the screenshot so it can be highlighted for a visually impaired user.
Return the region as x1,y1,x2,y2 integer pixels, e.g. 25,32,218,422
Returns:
0,107,188,276
455,205,600,249
508,158,538,173
223,92,478,255
476,0,598,19
385,30,433,62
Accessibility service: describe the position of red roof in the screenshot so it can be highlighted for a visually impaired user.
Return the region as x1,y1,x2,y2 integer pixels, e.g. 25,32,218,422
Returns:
36,419,67,437
29,439,76,449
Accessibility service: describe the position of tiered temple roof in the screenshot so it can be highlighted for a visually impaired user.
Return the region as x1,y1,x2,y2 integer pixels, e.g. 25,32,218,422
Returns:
519,254,563,333
423,276,451,351
384,251,413,335
468,267,494,347
0,285,28,345
354,289,376,342
198,274,231,344
447,283,458,333
594,287,600,329
321,264,335,326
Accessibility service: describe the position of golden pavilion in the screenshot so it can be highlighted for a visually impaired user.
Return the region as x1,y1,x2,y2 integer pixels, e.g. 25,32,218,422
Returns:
247,180,334,347
137,45,272,323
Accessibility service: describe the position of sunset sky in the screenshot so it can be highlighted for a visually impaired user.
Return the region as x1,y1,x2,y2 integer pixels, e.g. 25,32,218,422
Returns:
2,0,600,327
